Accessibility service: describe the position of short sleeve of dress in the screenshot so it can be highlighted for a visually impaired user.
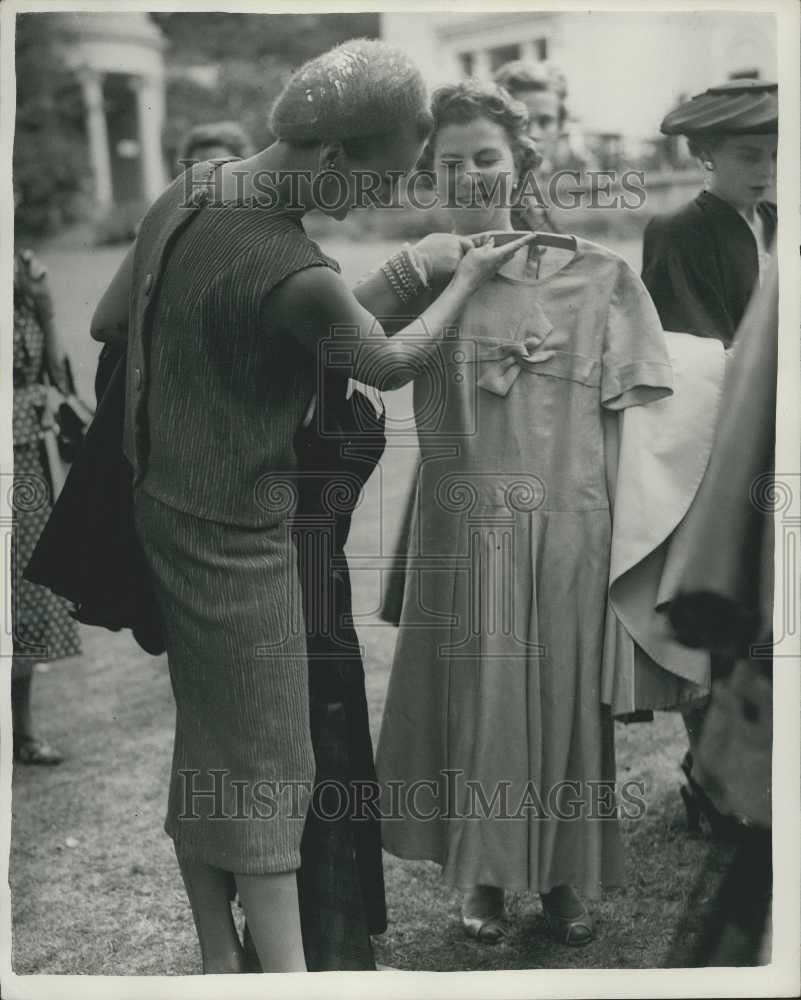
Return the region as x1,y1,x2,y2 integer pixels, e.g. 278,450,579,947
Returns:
601,257,674,410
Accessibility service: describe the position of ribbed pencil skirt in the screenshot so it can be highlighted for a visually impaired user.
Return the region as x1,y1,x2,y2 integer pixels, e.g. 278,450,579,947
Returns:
134,489,315,874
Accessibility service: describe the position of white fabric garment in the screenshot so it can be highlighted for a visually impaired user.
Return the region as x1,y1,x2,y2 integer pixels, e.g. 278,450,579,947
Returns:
740,209,772,285
601,331,729,715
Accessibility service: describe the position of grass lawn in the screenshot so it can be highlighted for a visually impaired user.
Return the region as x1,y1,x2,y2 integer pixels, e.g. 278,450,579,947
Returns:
9,228,722,975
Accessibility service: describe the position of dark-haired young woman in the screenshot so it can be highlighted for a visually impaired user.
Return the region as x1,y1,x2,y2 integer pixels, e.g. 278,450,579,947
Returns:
642,80,777,347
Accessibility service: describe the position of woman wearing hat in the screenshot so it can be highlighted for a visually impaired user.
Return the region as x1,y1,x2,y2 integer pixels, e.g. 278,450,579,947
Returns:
90,38,535,974
642,80,777,347
641,80,777,836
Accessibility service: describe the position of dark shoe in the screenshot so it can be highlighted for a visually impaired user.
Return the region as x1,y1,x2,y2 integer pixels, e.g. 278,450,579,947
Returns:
461,886,508,944
680,752,746,841
13,734,63,766
461,911,509,943
541,887,595,947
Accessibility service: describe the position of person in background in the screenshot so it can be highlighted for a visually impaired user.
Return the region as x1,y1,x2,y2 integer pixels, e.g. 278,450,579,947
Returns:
642,80,777,346
178,120,254,169
12,248,82,765
665,257,776,966
493,59,571,234
492,59,568,173
640,79,777,836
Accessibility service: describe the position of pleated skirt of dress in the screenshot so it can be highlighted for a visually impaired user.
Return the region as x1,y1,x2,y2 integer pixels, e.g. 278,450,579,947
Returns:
376,504,626,898
134,488,315,874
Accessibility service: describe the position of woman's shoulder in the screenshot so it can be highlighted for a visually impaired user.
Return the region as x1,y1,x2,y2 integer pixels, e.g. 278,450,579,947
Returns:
263,256,347,323
248,219,341,273
644,194,708,241
230,219,342,302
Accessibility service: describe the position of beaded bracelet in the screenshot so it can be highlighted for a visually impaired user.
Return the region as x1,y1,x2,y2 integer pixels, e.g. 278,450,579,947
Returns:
403,243,430,289
380,245,429,304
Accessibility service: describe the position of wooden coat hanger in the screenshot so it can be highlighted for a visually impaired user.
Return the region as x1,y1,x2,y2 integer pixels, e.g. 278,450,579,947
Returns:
468,230,578,278
468,229,578,251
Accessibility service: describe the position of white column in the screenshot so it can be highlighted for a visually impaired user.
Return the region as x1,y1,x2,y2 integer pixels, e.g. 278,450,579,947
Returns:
472,49,491,80
130,75,168,203
520,40,541,63
78,68,112,211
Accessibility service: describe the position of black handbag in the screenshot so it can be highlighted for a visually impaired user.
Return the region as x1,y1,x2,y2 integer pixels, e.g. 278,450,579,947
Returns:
24,354,166,655
56,397,92,463
43,356,94,463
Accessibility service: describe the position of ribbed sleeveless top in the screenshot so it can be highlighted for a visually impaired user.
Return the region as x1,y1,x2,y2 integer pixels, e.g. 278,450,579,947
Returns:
126,167,341,527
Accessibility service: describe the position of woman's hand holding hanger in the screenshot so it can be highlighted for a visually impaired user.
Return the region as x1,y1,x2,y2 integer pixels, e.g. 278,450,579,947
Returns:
451,231,540,294
411,233,475,286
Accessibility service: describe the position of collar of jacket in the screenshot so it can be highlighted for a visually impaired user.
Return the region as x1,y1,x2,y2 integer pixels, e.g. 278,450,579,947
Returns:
695,190,777,247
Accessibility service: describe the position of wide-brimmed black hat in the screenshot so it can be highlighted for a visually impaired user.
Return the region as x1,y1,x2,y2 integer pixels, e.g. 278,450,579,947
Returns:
661,80,777,136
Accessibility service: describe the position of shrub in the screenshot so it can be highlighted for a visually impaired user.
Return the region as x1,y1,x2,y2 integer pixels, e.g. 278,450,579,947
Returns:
93,201,149,246
14,15,90,239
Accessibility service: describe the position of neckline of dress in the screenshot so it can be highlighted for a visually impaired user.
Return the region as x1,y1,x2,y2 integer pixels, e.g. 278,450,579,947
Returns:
492,238,583,286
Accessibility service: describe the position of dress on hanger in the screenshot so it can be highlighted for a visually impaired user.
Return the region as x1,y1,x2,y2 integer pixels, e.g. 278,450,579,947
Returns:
376,239,673,894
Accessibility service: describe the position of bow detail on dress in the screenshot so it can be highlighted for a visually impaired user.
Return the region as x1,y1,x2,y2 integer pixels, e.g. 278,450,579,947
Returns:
476,338,557,396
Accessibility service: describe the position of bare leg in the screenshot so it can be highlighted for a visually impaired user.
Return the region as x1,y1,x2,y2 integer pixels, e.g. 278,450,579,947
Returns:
540,884,584,918
11,663,35,737
235,871,307,972
177,855,244,974
11,658,62,764
463,884,504,919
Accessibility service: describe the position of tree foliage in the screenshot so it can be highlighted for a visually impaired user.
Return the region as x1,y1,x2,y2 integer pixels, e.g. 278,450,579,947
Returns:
154,12,381,171
13,12,382,234
150,12,379,64
14,14,91,237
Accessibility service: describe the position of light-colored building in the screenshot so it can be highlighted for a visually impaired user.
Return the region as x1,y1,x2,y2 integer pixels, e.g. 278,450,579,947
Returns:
53,12,169,214
381,10,777,146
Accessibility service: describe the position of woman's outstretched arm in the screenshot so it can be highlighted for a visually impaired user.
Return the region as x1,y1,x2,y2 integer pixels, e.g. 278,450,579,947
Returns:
89,234,471,344
352,234,474,330
271,232,537,391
